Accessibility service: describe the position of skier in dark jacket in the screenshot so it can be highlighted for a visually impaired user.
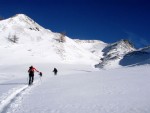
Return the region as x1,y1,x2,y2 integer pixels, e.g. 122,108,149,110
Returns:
39,72,42,77
53,68,58,75
28,66,39,85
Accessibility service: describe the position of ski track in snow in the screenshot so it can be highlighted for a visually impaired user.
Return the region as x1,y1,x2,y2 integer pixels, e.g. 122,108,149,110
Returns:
0,64,150,113
0,80,40,113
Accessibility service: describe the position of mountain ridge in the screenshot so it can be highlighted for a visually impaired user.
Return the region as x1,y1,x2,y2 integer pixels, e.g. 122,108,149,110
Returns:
0,14,99,65
95,40,150,69
0,14,150,68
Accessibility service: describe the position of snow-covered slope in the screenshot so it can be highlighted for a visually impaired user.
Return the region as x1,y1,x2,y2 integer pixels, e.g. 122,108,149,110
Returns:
0,63,150,113
95,39,135,69
0,14,99,65
0,14,49,44
120,46,150,66
1,14,149,69
74,39,107,58
141,46,150,52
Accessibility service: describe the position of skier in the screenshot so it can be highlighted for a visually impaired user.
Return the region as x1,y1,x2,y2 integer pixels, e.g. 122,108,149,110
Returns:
39,72,42,77
53,68,58,75
28,66,39,85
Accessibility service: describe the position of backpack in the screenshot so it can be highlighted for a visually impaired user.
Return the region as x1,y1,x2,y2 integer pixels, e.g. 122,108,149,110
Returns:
29,67,34,75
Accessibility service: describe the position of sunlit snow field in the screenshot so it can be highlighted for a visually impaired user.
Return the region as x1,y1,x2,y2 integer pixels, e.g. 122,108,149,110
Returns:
0,63,150,113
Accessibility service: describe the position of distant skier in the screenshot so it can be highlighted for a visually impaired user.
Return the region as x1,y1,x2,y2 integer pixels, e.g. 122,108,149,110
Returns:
28,66,39,85
53,68,58,75
39,72,42,77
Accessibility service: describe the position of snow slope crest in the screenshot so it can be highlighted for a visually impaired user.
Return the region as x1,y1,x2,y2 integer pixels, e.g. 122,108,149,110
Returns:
74,39,108,58
74,39,105,44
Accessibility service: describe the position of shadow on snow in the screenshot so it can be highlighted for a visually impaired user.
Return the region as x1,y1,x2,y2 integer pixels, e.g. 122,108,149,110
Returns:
119,51,150,66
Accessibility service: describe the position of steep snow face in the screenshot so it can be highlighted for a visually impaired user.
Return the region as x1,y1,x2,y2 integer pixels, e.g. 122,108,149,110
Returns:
103,39,135,59
95,39,136,69
141,46,150,52
0,14,99,65
74,39,107,58
120,46,150,66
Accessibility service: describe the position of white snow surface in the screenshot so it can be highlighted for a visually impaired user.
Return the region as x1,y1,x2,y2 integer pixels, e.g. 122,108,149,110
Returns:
0,63,150,113
0,14,99,65
74,39,107,58
95,40,136,69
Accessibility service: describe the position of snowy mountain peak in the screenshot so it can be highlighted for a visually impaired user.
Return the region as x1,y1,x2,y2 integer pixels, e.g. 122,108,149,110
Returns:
9,14,43,30
0,14,99,64
0,13,44,30
10,14,35,25
103,39,135,57
0,14,149,67
95,39,136,68
12,14,30,18
0,13,51,45
118,39,134,48
12,14,31,19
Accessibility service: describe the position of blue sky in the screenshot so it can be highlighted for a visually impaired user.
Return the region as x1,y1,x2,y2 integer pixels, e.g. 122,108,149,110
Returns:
0,0,150,48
